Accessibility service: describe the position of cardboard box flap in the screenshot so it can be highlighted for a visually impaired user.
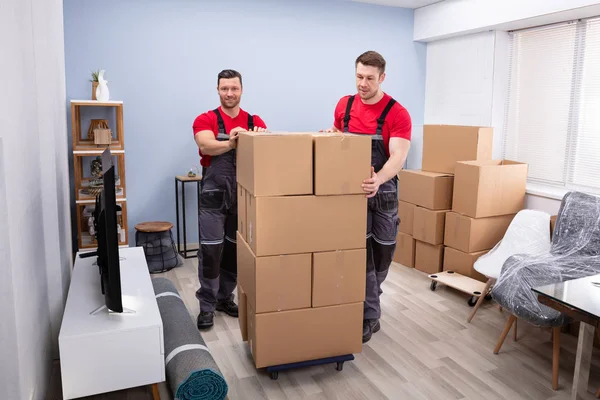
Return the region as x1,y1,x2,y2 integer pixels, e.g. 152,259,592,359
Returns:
237,132,313,196
237,232,311,313
312,249,366,307
312,133,371,195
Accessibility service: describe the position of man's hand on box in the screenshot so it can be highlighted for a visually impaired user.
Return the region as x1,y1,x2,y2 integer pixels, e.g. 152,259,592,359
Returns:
252,126,268,132
362,167,383,198
228,127,246,149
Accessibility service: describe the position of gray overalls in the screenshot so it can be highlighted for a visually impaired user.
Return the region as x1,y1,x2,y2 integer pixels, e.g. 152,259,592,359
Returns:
343,95,400,321
195,108,254,312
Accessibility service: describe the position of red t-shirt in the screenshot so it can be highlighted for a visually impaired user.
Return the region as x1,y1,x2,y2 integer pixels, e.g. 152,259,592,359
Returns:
193,106,267,167
333,93,411,156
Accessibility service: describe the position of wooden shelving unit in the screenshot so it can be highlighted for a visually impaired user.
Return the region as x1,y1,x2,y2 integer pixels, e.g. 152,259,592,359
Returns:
71,100,128,250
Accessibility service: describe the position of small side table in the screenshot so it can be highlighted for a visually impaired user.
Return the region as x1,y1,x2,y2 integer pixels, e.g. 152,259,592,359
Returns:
175,175,202,259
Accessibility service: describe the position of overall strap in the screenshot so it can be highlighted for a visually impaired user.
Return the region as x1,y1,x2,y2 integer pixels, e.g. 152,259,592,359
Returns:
213,108,226,134
375,98,397,136
343,95,356,133
247,113,254,131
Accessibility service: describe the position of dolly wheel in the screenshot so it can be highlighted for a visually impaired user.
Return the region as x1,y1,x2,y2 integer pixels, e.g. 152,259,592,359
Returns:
467,296,478,307
430,281,437,291
270,371,279,380
336,362,344,371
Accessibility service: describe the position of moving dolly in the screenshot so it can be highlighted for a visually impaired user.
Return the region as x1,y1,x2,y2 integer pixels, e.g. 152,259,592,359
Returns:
266,354,355,380
428,270,491,306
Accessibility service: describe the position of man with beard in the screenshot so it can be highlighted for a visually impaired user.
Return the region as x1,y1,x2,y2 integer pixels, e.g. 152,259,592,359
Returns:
325,51,411,343
193,69,267,329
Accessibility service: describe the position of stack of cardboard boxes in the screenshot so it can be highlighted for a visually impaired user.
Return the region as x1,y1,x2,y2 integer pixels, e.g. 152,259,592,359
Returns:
235,131,370,369
394,125,528,280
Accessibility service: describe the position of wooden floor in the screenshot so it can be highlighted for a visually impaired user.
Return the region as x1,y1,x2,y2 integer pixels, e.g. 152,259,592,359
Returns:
48,258,600,400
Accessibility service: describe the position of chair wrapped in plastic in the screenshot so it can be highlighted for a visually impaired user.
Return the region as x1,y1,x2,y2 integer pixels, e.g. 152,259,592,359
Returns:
490,191,600,391
466,209,551,323
491,191,600,327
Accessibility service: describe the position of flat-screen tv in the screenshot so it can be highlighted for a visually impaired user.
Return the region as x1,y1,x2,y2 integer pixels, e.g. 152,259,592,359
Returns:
83,147,123,314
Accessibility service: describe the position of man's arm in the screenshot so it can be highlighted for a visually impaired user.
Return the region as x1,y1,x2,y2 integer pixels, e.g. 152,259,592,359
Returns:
376,137,411,182
362,105,412,198
362,138,410,198
194,130,236,156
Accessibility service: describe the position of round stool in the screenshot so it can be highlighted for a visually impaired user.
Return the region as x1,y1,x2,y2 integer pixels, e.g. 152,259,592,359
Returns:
135,221,181,273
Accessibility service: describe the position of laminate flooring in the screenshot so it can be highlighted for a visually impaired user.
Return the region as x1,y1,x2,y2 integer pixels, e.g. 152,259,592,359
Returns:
47,259,600,400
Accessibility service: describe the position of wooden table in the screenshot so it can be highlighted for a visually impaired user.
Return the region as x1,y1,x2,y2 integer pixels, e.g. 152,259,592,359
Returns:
175,175,202,259
533,274,600,400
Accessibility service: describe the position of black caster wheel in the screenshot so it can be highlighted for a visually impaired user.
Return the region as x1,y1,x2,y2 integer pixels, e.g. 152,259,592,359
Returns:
467,296,478,307
485,293,492,300
336,362,344,371
270,371,279,380
430,281,438,291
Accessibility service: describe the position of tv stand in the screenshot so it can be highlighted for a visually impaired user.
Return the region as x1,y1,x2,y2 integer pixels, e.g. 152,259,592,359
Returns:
59,247,164,399
89,304,136,315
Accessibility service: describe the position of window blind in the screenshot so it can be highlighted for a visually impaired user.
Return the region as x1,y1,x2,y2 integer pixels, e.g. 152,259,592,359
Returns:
503,17,600,194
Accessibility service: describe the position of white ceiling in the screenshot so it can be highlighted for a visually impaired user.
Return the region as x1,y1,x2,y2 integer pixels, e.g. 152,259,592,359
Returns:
351,0,443,8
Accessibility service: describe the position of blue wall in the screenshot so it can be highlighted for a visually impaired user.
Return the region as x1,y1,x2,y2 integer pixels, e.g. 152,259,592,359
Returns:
63,0,426,247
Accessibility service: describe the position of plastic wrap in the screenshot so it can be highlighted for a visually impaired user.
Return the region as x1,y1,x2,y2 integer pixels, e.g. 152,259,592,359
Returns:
491,191,600,327
474,210,552,280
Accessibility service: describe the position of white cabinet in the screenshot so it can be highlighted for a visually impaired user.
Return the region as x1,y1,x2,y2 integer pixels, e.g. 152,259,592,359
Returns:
58,247,164,399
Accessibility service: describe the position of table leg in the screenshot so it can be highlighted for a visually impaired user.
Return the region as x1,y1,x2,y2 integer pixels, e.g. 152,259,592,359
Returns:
182,181,187,257
175,179,180,255
151,383,161,400
572,322,595,400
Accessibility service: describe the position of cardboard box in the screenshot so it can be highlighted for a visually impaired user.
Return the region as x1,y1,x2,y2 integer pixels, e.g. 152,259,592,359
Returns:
398,170,454,210
247,302,363,368
550,215,557,239
312,249,366,307
414,241,444,274
245,194,367,256
452,160,528,218
238,285,248,341
422,125,493,174
412,207,447,245
237,131,313,196
313,133,371,195
444,212,514,253
237,184,247,241
237,232,312,313
443,247,489,282
393,232,416,268
398,201,416,235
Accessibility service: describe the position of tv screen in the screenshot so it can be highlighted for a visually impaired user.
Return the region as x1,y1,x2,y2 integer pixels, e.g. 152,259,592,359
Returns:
95,147,123,313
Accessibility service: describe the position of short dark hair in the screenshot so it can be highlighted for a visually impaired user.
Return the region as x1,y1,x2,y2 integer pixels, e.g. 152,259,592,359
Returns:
217,69,243,87
355,51,386,74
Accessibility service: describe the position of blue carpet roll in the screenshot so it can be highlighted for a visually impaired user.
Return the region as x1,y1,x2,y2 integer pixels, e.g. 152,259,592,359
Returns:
152,277,228,400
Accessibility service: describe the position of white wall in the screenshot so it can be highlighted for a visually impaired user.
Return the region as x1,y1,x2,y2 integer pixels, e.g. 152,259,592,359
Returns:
422,30,562,215
0,138,20,400
415,0,600,41
0,0,72,398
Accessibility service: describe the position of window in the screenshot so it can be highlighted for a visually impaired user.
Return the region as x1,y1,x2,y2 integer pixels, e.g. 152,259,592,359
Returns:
503,17,600,195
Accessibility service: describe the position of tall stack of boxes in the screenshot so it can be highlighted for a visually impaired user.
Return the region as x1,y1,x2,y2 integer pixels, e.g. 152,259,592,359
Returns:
395,125,526,279
395,169,454,273
235,131,370,369
445,157,528,281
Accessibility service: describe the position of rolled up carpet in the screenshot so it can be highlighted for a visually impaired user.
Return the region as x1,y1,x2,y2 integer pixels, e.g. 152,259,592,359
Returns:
152,277,228,400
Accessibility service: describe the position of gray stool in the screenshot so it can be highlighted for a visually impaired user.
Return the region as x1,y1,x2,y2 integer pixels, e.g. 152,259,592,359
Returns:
135,221,181,273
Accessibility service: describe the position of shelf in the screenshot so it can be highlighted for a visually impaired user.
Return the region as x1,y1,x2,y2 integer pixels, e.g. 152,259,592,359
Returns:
73,153,126,202
76,198,127,205
76,202,128,249
73,149,125,155
70,100,123,106
71,102,124,150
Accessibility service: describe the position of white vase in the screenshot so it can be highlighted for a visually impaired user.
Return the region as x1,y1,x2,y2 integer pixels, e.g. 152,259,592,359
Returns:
95,69,110,101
